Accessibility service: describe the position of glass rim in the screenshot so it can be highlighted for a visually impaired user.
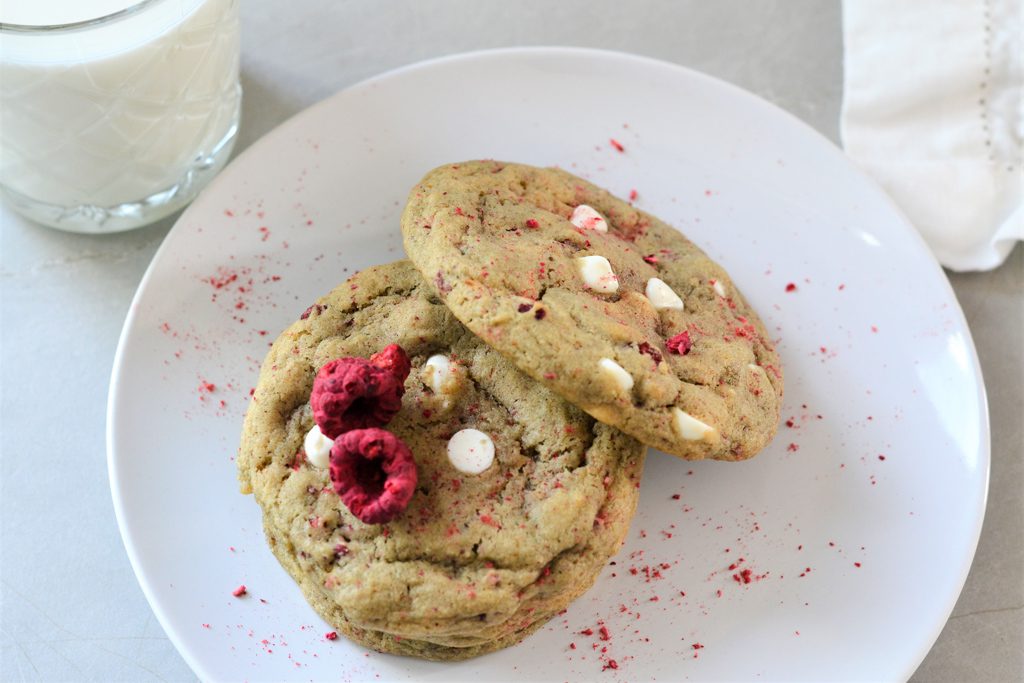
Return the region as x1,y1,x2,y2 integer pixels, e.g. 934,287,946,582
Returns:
0,0,165,34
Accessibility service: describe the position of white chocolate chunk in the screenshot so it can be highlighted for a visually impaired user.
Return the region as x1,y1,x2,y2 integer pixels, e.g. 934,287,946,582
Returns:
711,279,726,297
577,255,619,293
598,357,634,393
423,354,460,395
747,363,764,374
570,204,609,232
303,424,334,469
645,277,684,310
672,408,717,441
447,428,495,475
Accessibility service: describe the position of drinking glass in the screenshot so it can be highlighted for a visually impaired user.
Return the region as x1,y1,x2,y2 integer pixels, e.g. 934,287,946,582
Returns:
0,0,241,232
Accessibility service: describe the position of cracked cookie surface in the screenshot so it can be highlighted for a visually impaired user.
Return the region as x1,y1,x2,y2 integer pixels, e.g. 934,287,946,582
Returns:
237,260,645,660
401,161,783,461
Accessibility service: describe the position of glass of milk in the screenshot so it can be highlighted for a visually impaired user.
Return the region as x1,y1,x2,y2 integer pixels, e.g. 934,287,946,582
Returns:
0,0,241,233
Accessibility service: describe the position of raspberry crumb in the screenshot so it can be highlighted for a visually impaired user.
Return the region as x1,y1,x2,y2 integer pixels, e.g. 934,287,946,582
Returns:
480,514,501,529
638,341,662,364
609,138,625,152
642,254,658,264
733,568,753,584
526,218,539,229
666,331,692,355
629,189,639,201
325,631,338,640
785,283,797,292
787,443,800,452
692,642,704,650
232,585,247,597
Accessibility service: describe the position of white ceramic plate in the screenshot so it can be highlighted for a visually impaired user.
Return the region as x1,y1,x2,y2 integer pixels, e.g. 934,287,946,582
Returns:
108,48,989,682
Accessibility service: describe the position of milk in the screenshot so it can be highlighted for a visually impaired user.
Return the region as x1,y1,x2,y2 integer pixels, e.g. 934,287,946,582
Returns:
0,0,240,229
1,0,143,26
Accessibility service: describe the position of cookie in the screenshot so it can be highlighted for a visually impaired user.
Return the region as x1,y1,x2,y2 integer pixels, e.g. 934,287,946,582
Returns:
401,161,783,461
237,260,645,660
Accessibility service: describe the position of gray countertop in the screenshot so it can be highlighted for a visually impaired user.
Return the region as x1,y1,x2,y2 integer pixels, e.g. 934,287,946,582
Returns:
1,1,1020,680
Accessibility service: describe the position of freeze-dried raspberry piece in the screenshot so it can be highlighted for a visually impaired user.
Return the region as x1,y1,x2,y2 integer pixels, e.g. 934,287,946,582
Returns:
330,428,417,524
638,341,662,364
666,331,692,355
310,358,405,438
369,344,411,382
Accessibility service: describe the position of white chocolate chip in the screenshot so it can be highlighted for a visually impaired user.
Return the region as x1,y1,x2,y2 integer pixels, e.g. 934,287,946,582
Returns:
672,408,717,441
747,363,764,374
423,354,460,395
303,424,334,469
711,279,726,297
645,278,684,310
570,204,609,232
577,255,619,293
598,357,634,393
447,428,495,475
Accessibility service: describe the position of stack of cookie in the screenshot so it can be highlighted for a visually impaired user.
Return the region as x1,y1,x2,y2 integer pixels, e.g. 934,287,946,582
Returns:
237,161,783,660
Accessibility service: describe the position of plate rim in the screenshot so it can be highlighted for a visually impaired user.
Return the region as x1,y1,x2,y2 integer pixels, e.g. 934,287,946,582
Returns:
106,45,991,682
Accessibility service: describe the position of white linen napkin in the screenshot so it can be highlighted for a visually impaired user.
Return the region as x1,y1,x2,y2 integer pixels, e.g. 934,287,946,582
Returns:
841,0,1022,271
